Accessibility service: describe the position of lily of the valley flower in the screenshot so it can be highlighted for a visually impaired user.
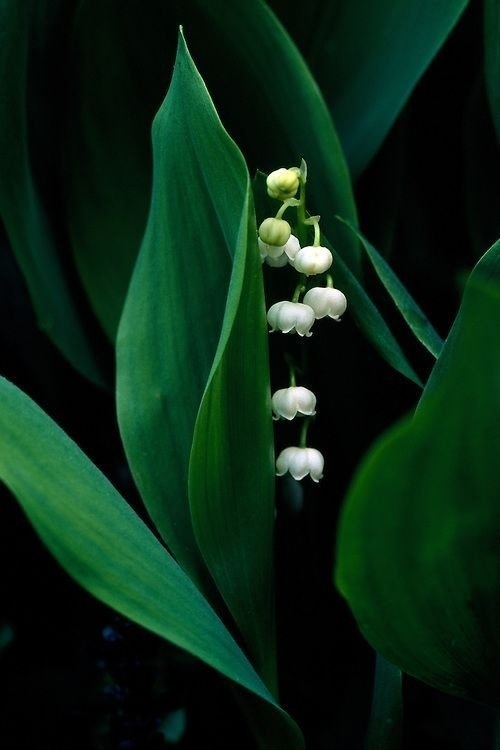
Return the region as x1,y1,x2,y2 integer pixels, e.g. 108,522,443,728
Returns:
266,167,300,200
267,301,315,337
259,234,300,264
258,217,291,246
293,245,333,276
272,386,317,420
303,286,347,320
275,446,324,482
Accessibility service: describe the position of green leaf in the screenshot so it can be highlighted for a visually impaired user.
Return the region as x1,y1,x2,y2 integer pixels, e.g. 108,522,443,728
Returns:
327,244,422,387
189,189,276,691
0,0,102,384
118,33,277,690
116,31,240,586
485,0,500,144
64,2,174,340
364,654,402,750
309,0,469,176
193,0,360,275
335,217,443,359
0,375,303,750
335,239,500,707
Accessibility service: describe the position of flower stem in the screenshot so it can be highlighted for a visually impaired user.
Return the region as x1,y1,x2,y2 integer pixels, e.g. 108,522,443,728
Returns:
292,279,306,303
299,418,310,448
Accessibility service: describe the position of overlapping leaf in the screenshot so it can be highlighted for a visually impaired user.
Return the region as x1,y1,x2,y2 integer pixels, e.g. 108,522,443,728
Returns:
117,33,277,691
336,240,500,706
0,376,303,750
189,192,276,690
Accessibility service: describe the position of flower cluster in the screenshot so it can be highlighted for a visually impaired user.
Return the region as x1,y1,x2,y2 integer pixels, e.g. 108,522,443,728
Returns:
259,162,348,483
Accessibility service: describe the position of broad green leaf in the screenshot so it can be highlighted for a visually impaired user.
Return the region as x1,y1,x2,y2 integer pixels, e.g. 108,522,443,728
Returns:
64,2,174,339
485,0,500,144
0,375,303,750
335,217,443,359
189,190,276,691
193,0,360,275
116,32,243,586
364,654,402,750
0,0,102,384
336,240,500,706
308,0,469,176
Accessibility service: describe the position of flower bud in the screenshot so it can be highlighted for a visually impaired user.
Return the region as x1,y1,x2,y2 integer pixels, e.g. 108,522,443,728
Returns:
275,446,324,482
266,168,300,200
258,217,291,247
272,387,317,420
303,287,347,320
258,234,300,264
267,301,315,337
293,245,333,276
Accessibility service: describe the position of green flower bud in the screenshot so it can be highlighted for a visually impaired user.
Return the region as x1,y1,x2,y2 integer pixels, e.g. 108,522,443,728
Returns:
266,168,300,200
258,217,291,246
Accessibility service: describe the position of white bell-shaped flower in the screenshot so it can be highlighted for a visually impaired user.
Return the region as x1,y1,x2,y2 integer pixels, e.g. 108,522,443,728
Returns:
276,447,324,482
303,286,347,320
259,234,300,264
258,237,286,261
293,245,333,276
271,386,317,420
267,301,315,337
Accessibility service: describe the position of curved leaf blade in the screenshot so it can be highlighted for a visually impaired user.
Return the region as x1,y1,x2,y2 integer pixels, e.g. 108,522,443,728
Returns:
310,0,469,176
116,32,248,586
0,0,102,384
0,375,303,749
189,190,276,691
335,240,500,706
336,217,443,359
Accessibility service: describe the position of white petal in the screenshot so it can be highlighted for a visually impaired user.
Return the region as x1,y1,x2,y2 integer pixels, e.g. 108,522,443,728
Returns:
275,447,296,476
305,448,324,482
293,386,317,416
292,303,315,336
283,235,301,261
267,301,286,331
265,252,289,267
294,246,332,276
272,389,297,420
303,287,347,319
287,448,311,480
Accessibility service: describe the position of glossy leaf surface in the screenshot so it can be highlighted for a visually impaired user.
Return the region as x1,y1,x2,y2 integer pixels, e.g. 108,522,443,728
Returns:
336,240,500,706
116,33,236,584
189,188,276,690
0,376,303,749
